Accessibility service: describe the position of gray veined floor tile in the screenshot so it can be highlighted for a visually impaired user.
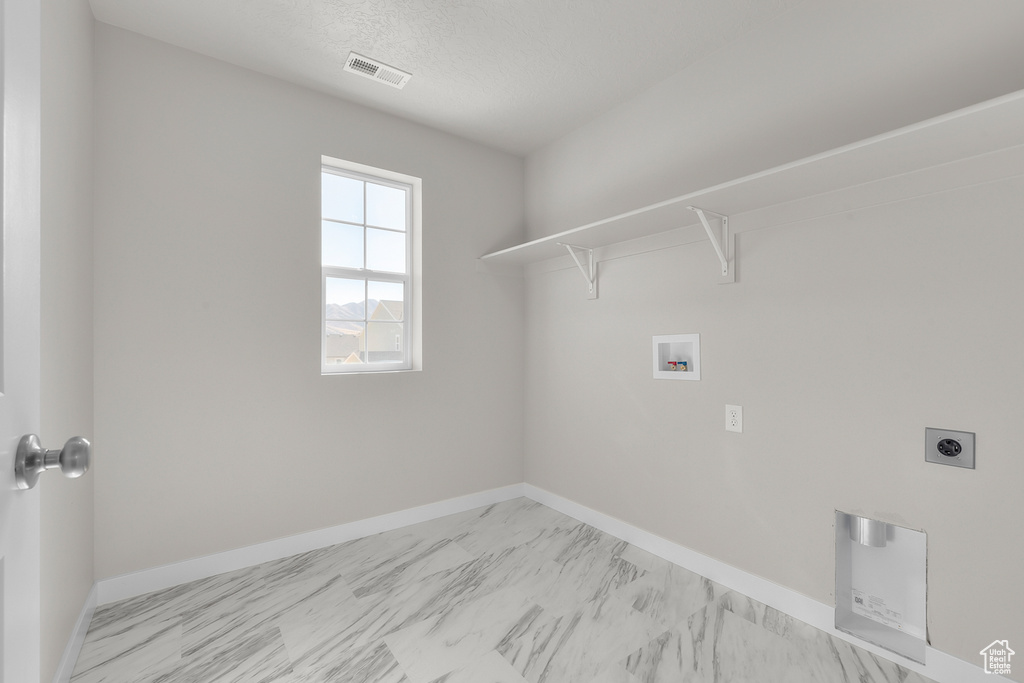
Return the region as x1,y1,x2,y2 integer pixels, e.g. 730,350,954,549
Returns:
385,585,543,683
81,564,263,644
149,626,293,683
70,498,938,683
530,552,646,618
285,639,409,683
400,498,538,541
245,574,360,677
385,539,560,621
346,537,477,599
70,620,182,683
622,625,700,683
712,590,931,683
323,524,475,597
707,606,919,683
274,548,538,677
258,545,352,591
426,650,530,683
497,591,666,683
615,561,719,633
261,565,358,621
711,607,830,682
621,602,719,683
614,544,671,574
614,544,720,630
530,520,629,568
405,498,580,560
783,624,922,683
179,570,276,657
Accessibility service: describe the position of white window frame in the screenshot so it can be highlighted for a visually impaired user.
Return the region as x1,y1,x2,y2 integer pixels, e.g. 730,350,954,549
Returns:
321,156,422,374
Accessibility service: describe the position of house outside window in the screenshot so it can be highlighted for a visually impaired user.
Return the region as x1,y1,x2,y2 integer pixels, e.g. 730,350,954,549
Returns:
321,157,421,373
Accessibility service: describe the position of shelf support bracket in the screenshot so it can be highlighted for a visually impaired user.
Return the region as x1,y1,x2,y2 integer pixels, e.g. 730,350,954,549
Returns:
557,242,598,299
687,206,735,283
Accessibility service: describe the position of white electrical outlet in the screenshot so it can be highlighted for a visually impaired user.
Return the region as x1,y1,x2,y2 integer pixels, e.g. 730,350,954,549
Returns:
726,405,742,433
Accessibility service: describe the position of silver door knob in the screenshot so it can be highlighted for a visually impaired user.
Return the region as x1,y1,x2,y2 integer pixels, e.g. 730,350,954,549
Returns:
14,434,91,490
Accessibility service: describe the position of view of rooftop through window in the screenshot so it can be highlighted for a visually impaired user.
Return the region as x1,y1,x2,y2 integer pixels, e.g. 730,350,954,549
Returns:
321,164,412,371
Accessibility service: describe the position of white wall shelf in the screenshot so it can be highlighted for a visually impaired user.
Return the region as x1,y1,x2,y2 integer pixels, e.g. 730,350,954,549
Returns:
653,334,700,380
481,89,1024,273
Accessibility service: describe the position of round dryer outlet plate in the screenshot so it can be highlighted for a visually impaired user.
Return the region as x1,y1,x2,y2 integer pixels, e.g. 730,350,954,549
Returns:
924,427,975,469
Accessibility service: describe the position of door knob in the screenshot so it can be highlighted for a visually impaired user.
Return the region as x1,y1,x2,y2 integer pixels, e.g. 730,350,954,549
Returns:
14,434,91,490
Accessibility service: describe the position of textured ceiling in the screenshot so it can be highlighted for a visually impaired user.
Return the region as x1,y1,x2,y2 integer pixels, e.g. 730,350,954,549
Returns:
87,0,804,153
88,1,1024,156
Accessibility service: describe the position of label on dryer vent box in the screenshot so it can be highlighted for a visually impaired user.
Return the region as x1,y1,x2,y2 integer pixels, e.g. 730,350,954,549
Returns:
852,589,904,630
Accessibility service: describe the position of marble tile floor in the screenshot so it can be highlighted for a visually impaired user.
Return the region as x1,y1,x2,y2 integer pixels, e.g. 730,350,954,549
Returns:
71,498,937,683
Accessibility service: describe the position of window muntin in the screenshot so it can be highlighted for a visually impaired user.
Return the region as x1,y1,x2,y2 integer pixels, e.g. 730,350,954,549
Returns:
321,163,413,372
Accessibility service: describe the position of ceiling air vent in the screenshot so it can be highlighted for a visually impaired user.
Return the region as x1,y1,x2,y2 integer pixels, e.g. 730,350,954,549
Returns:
344,52,412,90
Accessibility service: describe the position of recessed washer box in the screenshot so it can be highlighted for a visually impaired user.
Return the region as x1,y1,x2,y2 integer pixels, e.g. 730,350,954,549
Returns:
652,334,700,380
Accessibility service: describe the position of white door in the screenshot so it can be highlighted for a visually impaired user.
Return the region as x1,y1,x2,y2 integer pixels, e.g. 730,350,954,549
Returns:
0,0,43,679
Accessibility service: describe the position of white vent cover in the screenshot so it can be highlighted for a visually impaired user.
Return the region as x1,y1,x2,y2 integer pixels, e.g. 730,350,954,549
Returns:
344,52,412,90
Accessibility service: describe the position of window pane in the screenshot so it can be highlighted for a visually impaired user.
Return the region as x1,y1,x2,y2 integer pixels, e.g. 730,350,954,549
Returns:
366,183,406,231
322,173,363,224
325,277,365,320
366,228,406,273
367,322,403,363
325,321,365,365
367,281,404,321
322,221,363,268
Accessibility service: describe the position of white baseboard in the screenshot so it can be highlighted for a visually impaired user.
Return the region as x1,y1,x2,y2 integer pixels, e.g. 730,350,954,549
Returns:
522,484,994,683
95,483,525,606
52,583,97,683
68,482,991,683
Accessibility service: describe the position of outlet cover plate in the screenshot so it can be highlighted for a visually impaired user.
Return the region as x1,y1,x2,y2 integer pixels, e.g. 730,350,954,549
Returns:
726,405,742,433
925,428,975,469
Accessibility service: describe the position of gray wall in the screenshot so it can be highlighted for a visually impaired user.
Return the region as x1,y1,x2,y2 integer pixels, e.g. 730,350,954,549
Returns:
40,0,94,680
524,1,1024,241
522,12,1024,672
92,25,525,579
524,181,1024,670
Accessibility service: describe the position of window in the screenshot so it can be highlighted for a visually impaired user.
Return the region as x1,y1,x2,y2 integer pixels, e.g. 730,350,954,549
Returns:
321,157,421,373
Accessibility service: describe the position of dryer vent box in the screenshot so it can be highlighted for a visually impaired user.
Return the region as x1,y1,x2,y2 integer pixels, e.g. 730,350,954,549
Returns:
835,512,927,664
